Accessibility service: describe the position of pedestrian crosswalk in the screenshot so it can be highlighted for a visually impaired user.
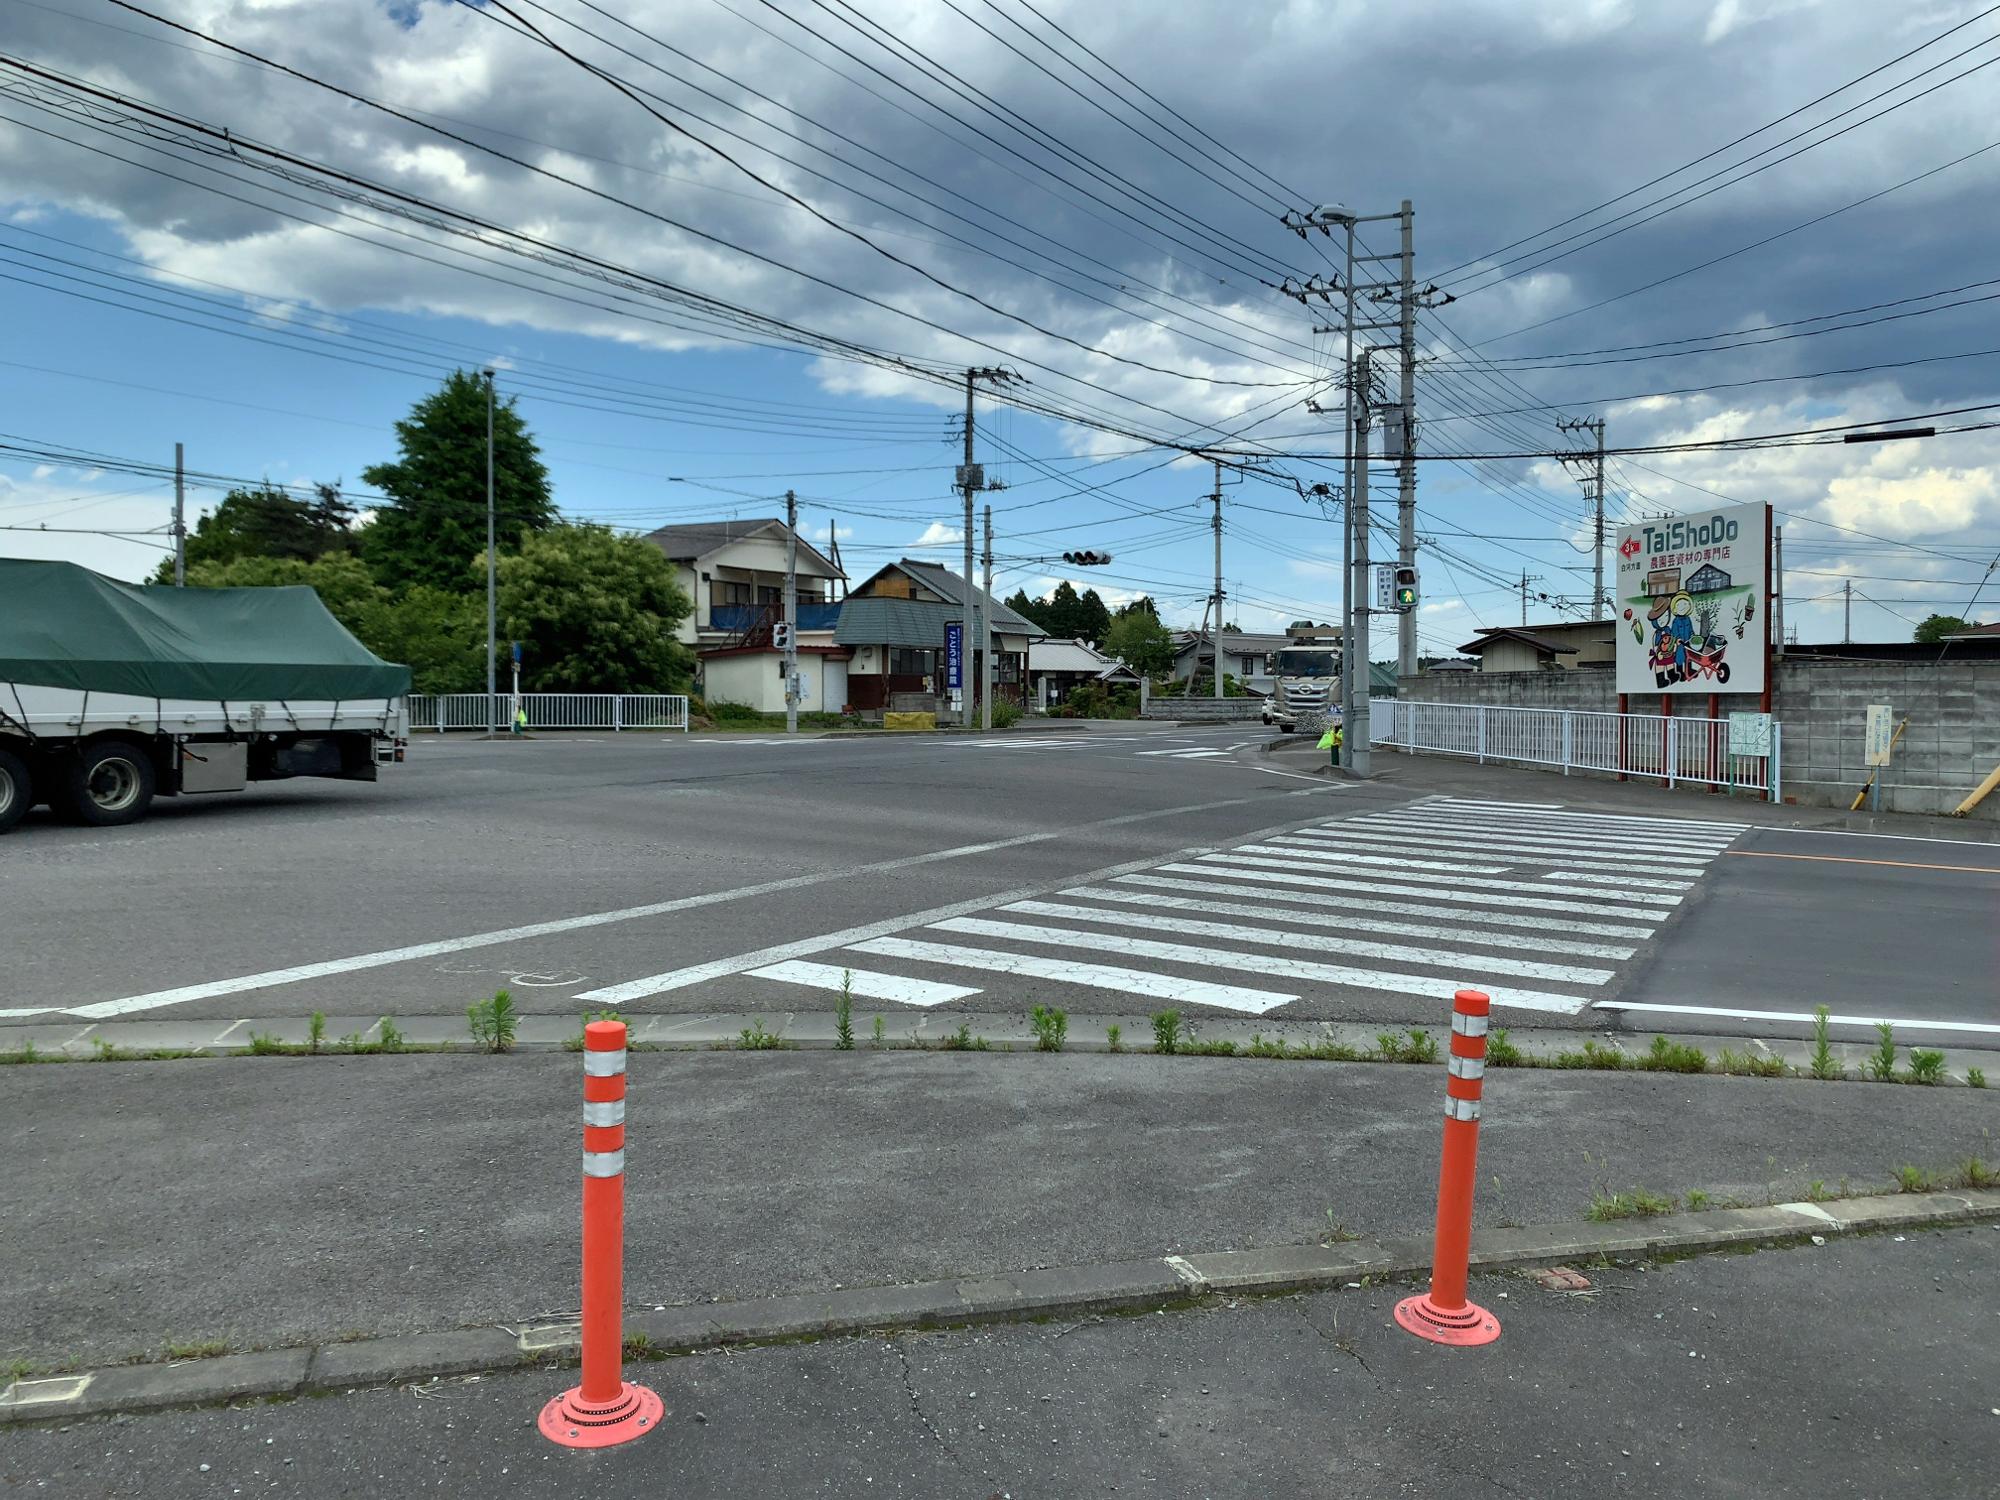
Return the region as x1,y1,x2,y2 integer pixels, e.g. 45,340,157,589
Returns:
735,796,1746,1020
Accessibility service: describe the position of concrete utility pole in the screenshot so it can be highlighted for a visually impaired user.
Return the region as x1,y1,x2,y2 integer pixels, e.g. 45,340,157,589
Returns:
784,488,800,736
1517,571,1544,626
483,368,497,739
1844,577,1852,643
172,441,186,586
1773,526,1785,657
1340,219,1357,736
981,504,995,729
1211,456,1225,700
1556,416,1607,615
1348,351,1373,777
1395,200,1418,679
955,367,1014,727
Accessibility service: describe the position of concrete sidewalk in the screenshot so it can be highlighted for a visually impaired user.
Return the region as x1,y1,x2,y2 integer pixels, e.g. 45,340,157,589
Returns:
10,1226,1994,1497
4,1050,1994,1371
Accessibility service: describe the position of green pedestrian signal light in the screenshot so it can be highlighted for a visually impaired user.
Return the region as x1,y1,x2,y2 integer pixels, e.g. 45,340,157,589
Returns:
1393,566,1419,612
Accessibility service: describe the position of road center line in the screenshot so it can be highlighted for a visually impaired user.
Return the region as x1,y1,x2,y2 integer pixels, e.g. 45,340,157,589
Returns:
66,789,1330,1020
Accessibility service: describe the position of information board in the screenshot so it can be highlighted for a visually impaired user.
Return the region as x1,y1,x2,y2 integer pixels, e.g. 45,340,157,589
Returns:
1613,502,1769,696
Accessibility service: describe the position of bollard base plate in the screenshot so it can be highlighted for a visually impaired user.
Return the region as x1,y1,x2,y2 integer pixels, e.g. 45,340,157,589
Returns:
538,1380,664,1449
1394,1293,1500,1347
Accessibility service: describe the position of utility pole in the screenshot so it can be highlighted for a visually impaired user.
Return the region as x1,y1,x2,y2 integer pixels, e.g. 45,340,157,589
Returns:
1844,577,1852,643
1348,351,1373,776
980,504,995,729
172,441,186,586
1340,218,1357,737
783,488,799,735
1515,571,1546,626
956,367,1016,728
1557,416,1607,615
1211,457,1225,699
1773,526,1785,657
482,368,497,739
1395,199,1418,679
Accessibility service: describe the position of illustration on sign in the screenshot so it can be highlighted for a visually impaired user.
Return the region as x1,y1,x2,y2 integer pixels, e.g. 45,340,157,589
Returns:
945,622,964,692
1614,502,1769,697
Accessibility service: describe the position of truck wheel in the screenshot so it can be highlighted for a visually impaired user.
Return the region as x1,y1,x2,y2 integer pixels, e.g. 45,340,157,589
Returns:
0,748,29,834
58,739,156,827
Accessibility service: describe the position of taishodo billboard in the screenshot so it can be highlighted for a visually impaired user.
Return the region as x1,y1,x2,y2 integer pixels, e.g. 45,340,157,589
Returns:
1613,502,1769,696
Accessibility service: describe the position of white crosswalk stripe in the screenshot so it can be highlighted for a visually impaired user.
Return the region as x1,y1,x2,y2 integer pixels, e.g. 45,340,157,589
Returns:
719,796,1740,1021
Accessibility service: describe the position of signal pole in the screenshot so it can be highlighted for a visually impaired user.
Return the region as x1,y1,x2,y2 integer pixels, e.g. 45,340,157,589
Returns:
981,503,995,729
784,488,799,736
1348,352,1373,776
1395,200,1417,679
956,367,1015,727
1211,457,1225,700
483,368,497,739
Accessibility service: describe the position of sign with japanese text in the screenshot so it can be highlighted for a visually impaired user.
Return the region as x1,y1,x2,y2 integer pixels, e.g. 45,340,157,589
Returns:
1864,704,1894,766
945,622,964,692
1614,502,1769,696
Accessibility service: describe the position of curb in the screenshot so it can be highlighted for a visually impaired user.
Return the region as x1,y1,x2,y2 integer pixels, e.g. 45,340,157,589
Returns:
5,1189,1994,1426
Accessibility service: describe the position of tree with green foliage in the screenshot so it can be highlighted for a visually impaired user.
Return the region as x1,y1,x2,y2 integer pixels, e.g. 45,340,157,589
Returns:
154,481,355,582
1120,595,1161,620
1075,588,1112,646
1913,613,1972,643
182,553,379,635
497,523,694,692
1102,604,1176,676
361,370,555,594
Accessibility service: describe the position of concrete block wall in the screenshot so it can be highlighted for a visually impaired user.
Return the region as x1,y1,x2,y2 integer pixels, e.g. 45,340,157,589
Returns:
1393,658,1999,819
1140,697,1267,721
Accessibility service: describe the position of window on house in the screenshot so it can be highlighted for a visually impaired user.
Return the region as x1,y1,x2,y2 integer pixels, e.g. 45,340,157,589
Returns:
712,581,753,608
889,648,934,676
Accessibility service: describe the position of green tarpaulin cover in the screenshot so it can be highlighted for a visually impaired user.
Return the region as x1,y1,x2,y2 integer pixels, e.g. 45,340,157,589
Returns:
0,559,411,702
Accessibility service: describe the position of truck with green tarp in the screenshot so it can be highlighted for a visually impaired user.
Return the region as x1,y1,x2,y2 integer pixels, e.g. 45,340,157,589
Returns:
0,559,410,833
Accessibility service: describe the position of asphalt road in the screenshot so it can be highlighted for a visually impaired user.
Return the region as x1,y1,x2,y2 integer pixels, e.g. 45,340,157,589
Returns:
5,1050,1994,1369
2,726,1993,1040
9,1227,1994,1498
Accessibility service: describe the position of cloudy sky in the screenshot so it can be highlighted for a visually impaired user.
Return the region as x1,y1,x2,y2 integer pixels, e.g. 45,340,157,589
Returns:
2,0,1996,649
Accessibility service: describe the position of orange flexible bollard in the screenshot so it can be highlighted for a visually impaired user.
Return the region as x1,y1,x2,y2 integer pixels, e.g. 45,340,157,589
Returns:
1394,989,1501,1347
539,1021,663,1447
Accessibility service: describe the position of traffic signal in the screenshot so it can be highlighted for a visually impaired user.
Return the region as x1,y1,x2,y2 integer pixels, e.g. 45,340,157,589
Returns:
1062,550,1113,566
772,621,796,651
1392,566,1418,612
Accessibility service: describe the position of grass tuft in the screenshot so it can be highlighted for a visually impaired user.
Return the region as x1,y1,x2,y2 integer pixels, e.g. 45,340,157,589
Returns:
1485,1028,1524,1067
466,990,517,1053
308,1011,326,1055
834,972,855,1051
1895,1164,1933,1194
1029,1005,1067,1053
1906,1048,1946,1085
1638,1035,1708,1074
1868,1021,1897,1082
1809,1005,1842,1080
1106,1023,1122,1054
737,1020,790,1051
1586,1187,1677,1222
1968,1066,1987,1089
1553,1039,1629,1071
1150,1009,1182,1056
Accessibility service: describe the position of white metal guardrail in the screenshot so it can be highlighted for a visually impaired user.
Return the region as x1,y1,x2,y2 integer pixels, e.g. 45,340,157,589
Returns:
1370,698,1780,801
407,694,689,732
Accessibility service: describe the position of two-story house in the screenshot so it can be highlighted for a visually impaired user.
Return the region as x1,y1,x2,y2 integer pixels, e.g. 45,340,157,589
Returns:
833,559,1041,718
647,518,849,713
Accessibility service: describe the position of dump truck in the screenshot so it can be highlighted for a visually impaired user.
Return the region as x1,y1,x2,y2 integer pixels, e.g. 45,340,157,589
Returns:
0,559,410,833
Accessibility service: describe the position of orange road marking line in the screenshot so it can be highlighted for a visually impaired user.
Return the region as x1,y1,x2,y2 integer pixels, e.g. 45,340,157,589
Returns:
1728,850,2000,875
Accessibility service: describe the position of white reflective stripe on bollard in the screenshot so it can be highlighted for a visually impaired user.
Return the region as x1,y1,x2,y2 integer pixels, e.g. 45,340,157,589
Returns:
583,1049,628,1076
583,1149,626,1178
1445,1097,1481,1122
1447,1055,1486,1081
1450,1012,1489,1037
583,1100,626,1127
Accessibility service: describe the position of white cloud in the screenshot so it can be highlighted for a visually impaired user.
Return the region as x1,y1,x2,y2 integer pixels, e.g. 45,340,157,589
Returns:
911,521,964,549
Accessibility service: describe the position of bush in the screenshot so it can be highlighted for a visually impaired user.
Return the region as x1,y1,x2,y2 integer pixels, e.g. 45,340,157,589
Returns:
709,700,764,723
991,698,1024,729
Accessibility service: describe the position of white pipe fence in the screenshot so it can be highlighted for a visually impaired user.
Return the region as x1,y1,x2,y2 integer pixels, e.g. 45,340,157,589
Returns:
407,693,689,732
1370,698,1780,801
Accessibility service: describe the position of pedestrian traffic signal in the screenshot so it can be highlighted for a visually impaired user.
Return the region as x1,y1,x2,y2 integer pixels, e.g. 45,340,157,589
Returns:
1392,566,1419,612
772,621,795,651
1062,550,1113,566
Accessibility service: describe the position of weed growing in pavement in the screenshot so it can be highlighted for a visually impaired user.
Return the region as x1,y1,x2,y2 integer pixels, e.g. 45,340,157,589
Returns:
1717,1047,1787,1078
737,1020,789,1051
466,991,518,1053
1586,1188,1676,1222
1809,1005,1843,1080
939,1021,991,1052
9,1040,40,1064
1246,1032,1288,1059
1906,1048,1946,1085
378,1018,406,1053
1485,1028,1524,1067
1030,1005,1068,1053
244,1032,285,1057
1685,1188,1711,1212
1958,1157,1998,1190
1151,1010,1182,1055
1373,1028,1438,1064
1805,1180,1829,1202
161,1340,230,1361
870,1015,886,1050
1895,1164,1933,1193
5,1357,30,1383
1969,1067,1988,1089
1637,1035,1709,1073
1182,1039,1239,1057
308,1011,326,1055
340,1031,367,1053
1106,1024,1122,1053
622,1332,656,1358
1554,1039,1628,1070
1321,1210,1360,1245
1868,1022,1898,1082
90,1036,132,1061
835,973,855,1051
